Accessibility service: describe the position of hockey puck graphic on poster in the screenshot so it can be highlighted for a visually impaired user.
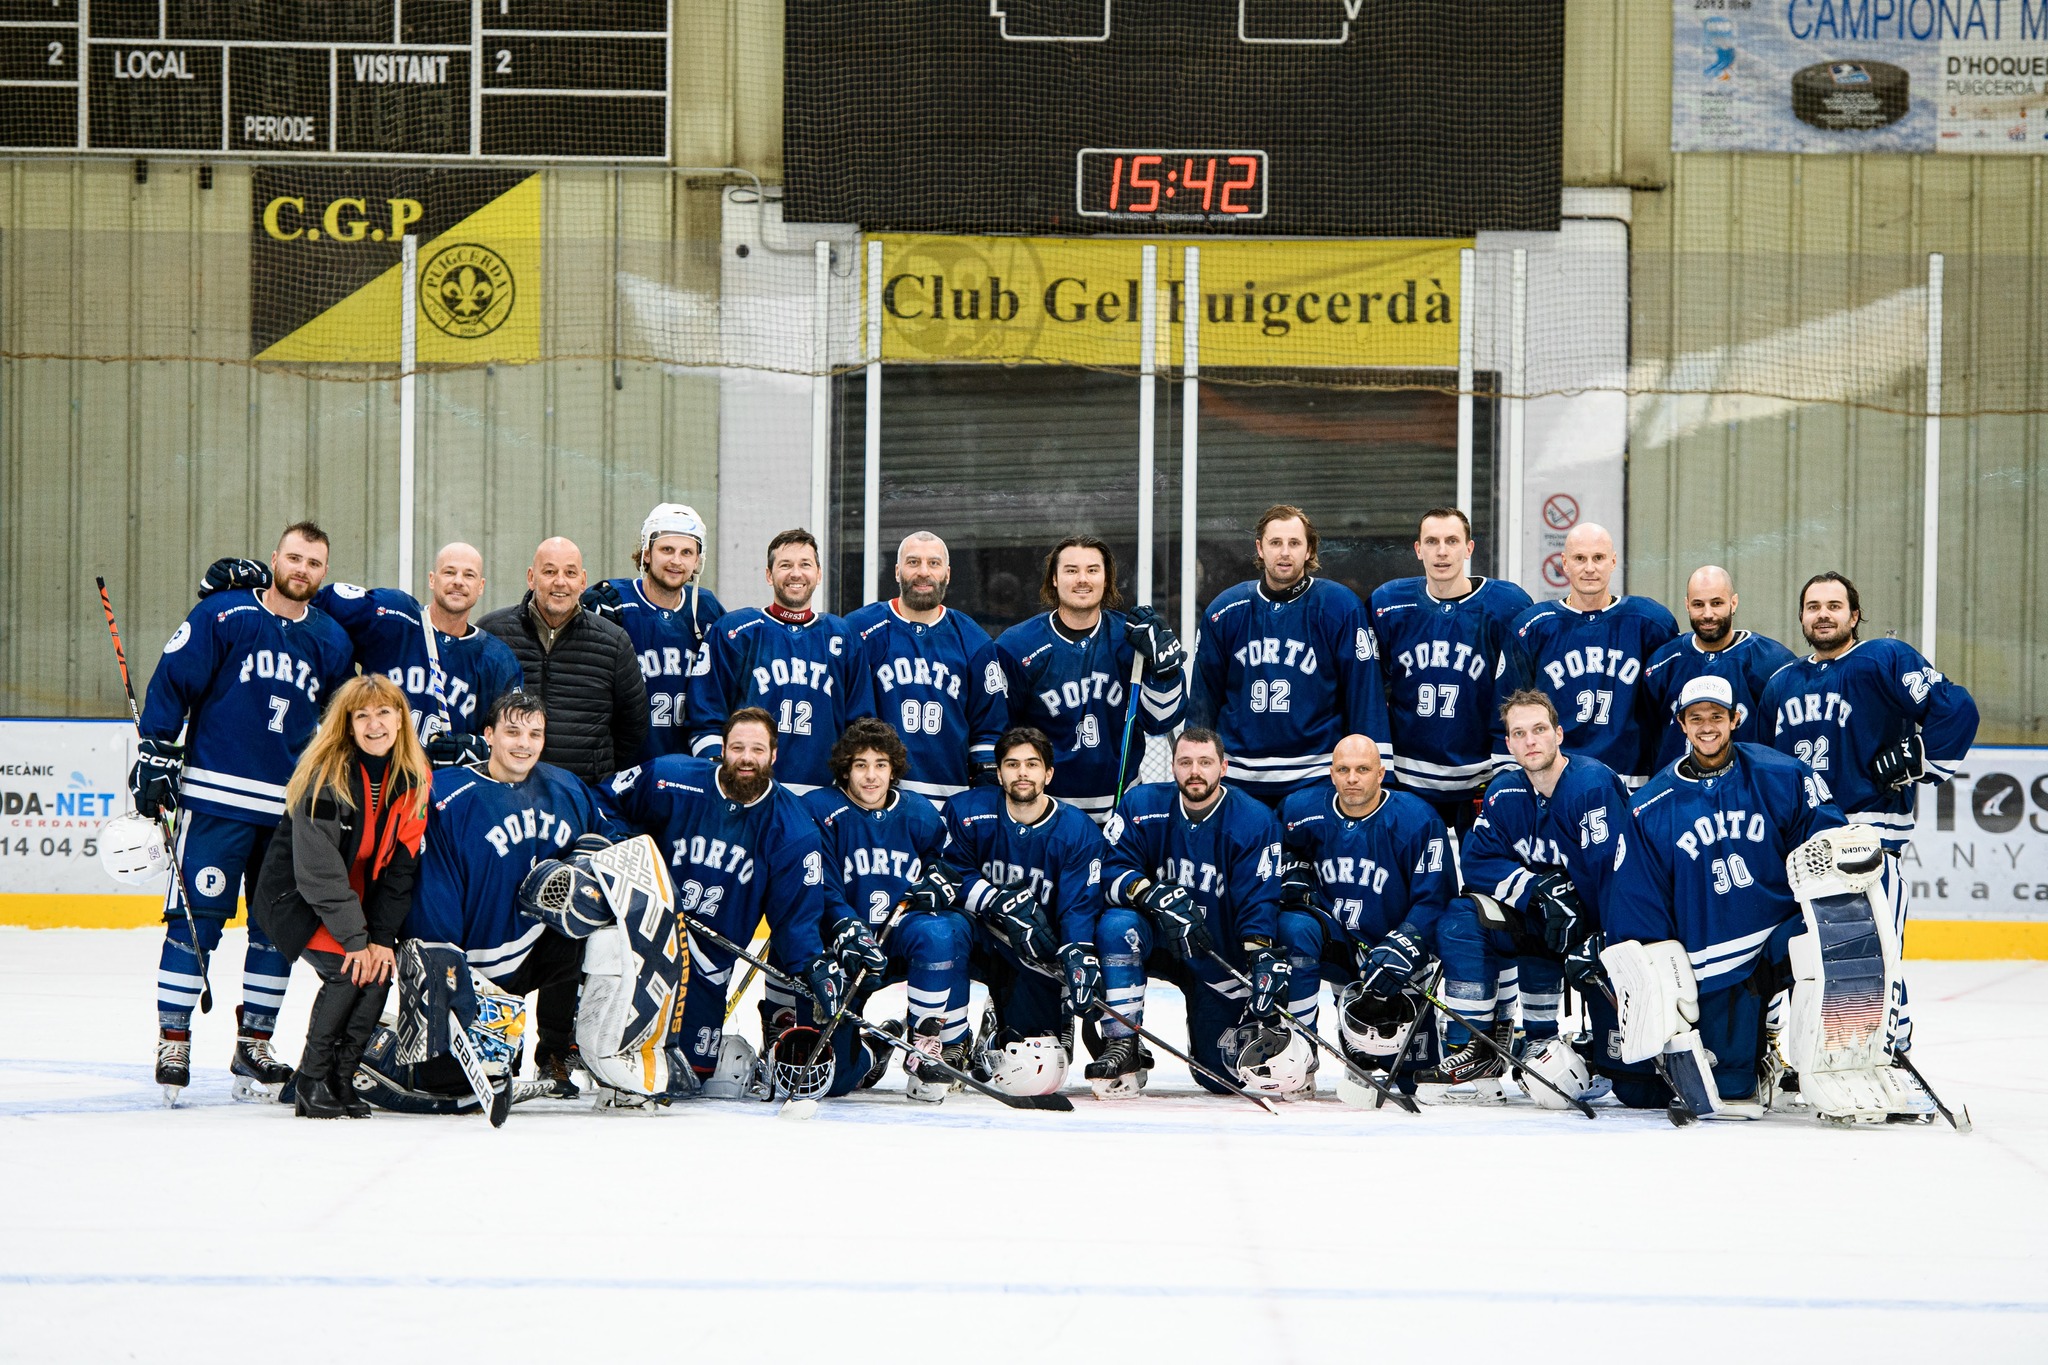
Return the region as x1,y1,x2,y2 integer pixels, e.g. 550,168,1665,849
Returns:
1791,61,1910,130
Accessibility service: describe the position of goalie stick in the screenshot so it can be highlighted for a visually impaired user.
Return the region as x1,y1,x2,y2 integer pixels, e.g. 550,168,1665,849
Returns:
446,1012,511,1127
97,576,212,1016
675,910,1074,1112
1896,1051,1972,1134
1199,947,1421,1114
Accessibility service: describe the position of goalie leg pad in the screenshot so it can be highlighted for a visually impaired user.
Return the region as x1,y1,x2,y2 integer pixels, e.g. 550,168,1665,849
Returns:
571,836,686,1098
394,941,479,1065
1783,879,1919,1120
1600,939,1699,1065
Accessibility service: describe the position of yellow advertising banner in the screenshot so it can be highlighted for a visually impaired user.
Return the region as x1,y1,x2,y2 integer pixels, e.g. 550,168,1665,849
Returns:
872,235,1466,368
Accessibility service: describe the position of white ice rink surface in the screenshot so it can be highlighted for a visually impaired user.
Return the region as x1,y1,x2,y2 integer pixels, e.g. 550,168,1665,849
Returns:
2,929,2044,1364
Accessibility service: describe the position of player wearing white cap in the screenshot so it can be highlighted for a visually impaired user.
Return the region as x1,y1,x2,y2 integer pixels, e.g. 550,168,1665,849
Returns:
583,503,726,764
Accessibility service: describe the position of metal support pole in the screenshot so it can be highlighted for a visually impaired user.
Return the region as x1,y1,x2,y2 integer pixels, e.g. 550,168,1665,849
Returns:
1505,248,1527,588
1922,253,1944,667
1180,246,1201,654
1456,246,1475,567
398,233,418,596
812,241,832,604
864,239,883,606
1138,244,1157,604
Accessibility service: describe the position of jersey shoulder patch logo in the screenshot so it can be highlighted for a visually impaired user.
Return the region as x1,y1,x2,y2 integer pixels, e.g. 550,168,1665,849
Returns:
984,660,1008,695
332,582,367,600
1103,812,1126,845
163,622,192,653
611,765,643,792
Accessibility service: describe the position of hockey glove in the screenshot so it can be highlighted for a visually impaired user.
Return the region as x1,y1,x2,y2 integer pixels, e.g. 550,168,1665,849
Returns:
1058,941,1101,1014
570,832,612,857
987,887,1056,965
1280,858,1323,915
129,738,184,820
1359,923,1428,999
803,954,847,1025
1530,872,1588,956
969,761,1001,789
1869,733,1928,792
424,731,490,769
579,578,625,624
904,863,963,915
197,556,269,599
1564,930,1608,993
1123,605,1185,677
828,917,890,979
1246,941,1291,1022
1134,880,1215,960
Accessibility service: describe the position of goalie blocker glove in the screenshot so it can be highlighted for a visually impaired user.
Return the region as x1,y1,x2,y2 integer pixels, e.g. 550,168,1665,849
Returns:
129,738,184,820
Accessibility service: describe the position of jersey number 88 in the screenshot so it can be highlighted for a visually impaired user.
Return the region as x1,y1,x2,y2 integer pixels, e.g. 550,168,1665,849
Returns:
900,699,945,735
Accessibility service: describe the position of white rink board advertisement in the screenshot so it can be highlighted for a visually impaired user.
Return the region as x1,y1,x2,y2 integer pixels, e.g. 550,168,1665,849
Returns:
1901,745,2048,921
0,720,139,894
1675,0,2048,153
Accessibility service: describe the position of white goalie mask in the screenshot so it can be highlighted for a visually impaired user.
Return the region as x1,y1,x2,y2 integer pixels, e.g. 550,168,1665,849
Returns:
99,813,170,885
1226,1023,1316,1096
987,1035,1069,1096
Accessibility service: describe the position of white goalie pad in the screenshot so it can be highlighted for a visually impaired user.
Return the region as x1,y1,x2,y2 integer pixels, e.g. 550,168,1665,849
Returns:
1782,835,1916,1121
573,835,686,1097
1600,939,1699,1065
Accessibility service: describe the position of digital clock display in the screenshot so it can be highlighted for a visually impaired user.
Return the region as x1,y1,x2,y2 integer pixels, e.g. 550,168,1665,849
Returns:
1076,149,1267,222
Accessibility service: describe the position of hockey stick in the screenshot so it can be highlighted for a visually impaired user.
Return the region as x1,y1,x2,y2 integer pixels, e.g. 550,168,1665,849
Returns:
723,928,770,1022
1412,980,1597,1119
416,597,454,743
1895,1052,1973,1134
801,898,912,1069
446,1014,511,1127
1010,955,1277,1113
1199,947,1421,1114
97,577,212,1015
1112,649,1146,805
1366,964,1439,1112
678,910,1072,1112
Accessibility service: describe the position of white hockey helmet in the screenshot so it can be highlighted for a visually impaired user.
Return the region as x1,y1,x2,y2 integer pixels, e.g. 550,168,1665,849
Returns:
99,813,169,886
1338,981,1417,1068
1227,1022,1316,1096
640,502,707,556
987,1035,1070,1096
1521,1034,1595,1111
699,1031,759,1100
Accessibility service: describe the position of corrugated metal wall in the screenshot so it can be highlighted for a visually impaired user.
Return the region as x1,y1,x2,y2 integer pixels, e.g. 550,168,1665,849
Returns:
0,161,722,718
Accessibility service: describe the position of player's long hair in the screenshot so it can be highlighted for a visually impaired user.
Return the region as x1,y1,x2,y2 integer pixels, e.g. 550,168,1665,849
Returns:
1038,535,1125,610
283,674,430,820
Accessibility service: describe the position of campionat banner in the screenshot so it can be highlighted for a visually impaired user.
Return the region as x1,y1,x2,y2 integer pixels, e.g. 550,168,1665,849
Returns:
1674,0,2048,153
872,236,1465,369
251,167,541,363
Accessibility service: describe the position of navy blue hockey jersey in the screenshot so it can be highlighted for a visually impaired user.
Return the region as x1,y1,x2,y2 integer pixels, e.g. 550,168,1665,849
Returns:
846,601,1010,804
1609,743,1845,988
139,590,356,825
403,761,626,981
804,785,947,929
939,788,1105,947
606,576,726,765
1461,753,1637,925
1102,782,1283,946
1639,630,1798,771
686,609,874,793
1188,578,1393,804
1505,595,1680,784
314,583,523,739
1280,787,1456,942
997,610,1186,821
1759,637,1978,851
600,755,830,966
1369,576,1532,799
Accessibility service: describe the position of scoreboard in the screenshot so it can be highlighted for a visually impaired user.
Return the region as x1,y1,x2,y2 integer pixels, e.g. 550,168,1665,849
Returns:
0,0,669,159
786,0,1565,237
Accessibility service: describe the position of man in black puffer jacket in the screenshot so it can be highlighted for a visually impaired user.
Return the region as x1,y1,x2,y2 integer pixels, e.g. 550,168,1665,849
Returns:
478,536,648,1091
479,537,649,785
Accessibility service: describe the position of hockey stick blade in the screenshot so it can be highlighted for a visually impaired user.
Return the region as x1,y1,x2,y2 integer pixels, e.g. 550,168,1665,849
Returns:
679,909,1073,1113
1897,1052,1973,1134
446,1013,507,1127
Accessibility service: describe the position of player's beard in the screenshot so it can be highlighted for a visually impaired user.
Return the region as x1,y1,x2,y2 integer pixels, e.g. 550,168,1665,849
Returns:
1177,773,1216,805
1691,613,1732,644
1802,619,1852,651
900,575,948,611
720,757,772,804
274,572,318,603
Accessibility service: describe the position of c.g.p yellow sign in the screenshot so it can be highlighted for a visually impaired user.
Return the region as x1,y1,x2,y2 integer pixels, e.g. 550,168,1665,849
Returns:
872,235,1466,369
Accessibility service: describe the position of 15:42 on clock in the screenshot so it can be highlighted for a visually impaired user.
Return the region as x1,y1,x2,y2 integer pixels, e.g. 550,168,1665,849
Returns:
1076,149,1268,222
